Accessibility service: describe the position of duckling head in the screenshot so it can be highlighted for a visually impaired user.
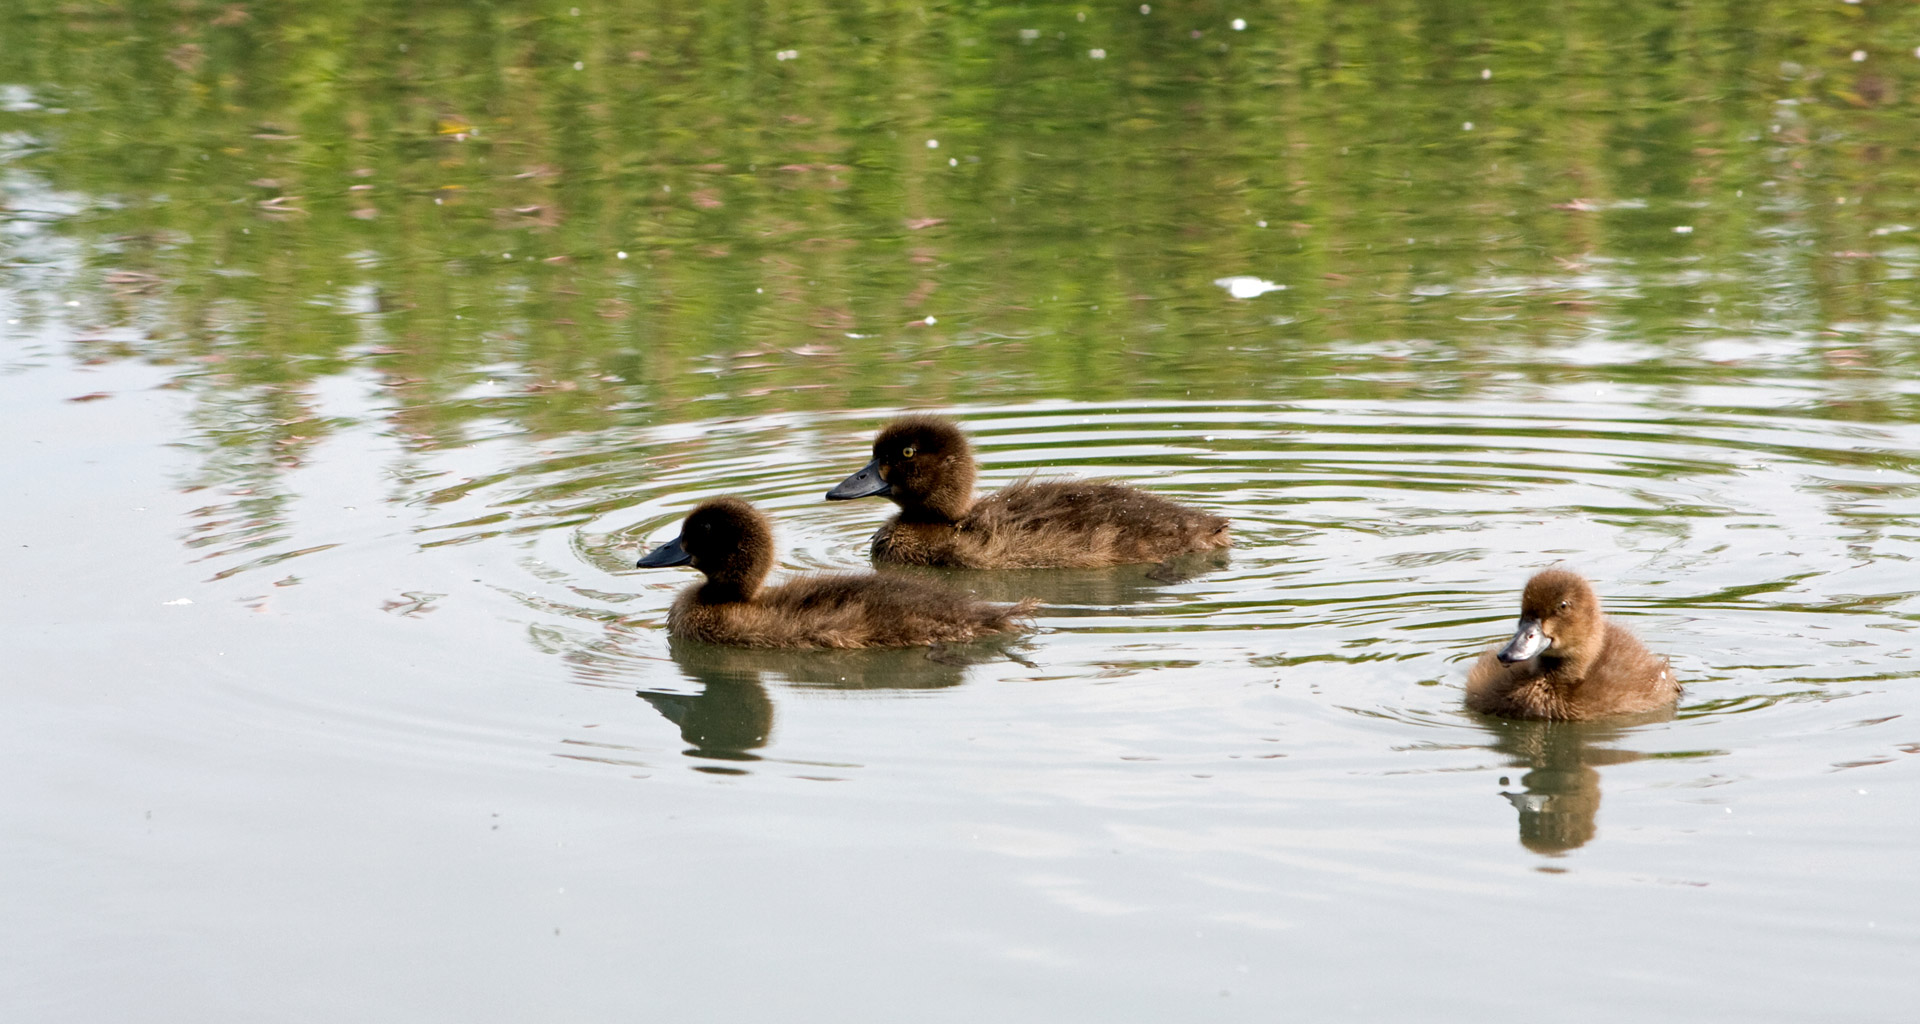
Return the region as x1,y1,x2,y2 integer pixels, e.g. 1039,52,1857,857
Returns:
1497,569,1603,668
826,415,976,520
636,496,774,601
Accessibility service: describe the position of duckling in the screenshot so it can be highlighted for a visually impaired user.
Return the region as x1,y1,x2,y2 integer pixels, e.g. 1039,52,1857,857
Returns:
825,415,1231,568
1466,569,1678,721
636,496,1037,648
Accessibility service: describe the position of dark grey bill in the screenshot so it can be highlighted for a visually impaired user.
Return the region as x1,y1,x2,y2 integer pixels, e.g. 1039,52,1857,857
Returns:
826,459,891,500
636,534,692,568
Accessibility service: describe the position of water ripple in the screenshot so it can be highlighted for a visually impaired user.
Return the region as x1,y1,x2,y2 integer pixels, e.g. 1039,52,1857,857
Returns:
365,396,1920,735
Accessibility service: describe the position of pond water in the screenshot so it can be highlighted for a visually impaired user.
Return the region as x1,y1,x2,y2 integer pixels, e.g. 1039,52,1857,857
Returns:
5,2,1919,1020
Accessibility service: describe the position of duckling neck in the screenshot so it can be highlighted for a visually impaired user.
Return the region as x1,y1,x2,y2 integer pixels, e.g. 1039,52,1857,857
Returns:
691,543,772,604
693,555,768,605
695,578,757,605
890,495,967,522
1540,646,1597,685
899,456,979,523
897,491,974,524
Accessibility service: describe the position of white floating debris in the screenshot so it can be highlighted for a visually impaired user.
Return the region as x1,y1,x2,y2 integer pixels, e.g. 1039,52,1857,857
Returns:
616,251,628,259
926,138,939,149
924,315,938,325
1140,4,1150,12
1462,121,1474,130
1673,225,1694,233
948,157,958,166
1020,28,1040,41
163,598,193,606
1852,50,1867,62
573,61,584,71
1481,68,1491,79
1090,48,1107,59
776,49,798,61
1232,18,1247,31
1213,276,1286,299
1256,220,1267,227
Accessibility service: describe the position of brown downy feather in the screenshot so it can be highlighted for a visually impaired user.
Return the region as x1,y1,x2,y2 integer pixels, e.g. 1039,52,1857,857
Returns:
642,496,1036,649
839,416,1231,569
1467,569,1678,721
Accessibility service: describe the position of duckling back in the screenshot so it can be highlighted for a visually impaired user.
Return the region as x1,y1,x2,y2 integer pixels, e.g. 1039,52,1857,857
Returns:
638,493,1037,649
670,572,1037,649
875,480,1231,569
830,415,1230,569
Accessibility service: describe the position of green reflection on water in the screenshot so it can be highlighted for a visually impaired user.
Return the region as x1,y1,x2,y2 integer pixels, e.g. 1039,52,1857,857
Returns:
3,0,1919,496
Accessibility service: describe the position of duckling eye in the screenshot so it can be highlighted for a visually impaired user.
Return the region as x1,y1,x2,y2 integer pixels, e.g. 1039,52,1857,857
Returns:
1558,599,1570,610
901,445,916,458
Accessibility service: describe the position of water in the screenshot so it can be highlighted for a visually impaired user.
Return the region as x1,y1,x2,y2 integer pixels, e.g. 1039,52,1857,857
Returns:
5,2,1919,1020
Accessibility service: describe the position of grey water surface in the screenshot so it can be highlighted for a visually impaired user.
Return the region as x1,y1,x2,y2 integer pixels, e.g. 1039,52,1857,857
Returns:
4,1,1919,1020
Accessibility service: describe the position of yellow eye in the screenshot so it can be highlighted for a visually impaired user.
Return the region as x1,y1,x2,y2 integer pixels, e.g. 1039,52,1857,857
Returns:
901,445,916,458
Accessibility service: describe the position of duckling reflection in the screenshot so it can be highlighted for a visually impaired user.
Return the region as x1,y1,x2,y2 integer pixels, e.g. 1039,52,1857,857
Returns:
665,634,984,691
869,546,1232,616
1477,717,1662,854
639,636,1001,768
638,671,773,766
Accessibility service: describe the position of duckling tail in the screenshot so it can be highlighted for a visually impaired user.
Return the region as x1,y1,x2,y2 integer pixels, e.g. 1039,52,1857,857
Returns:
986,597,1042,632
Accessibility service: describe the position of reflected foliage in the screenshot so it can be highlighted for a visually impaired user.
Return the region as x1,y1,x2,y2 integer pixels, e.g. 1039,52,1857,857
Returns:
4,1,1920,453
5,0,1920,584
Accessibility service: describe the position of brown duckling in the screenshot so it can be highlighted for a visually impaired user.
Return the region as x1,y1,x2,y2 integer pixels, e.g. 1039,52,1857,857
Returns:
825,415,1231,568
1467,569,1678,721
636,496,1037,649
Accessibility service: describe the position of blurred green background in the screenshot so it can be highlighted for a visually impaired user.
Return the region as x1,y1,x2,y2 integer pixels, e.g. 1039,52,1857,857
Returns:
4,1,1915,437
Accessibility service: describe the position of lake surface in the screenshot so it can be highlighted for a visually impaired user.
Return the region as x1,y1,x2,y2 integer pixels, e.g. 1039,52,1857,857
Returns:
4,2,1918,1019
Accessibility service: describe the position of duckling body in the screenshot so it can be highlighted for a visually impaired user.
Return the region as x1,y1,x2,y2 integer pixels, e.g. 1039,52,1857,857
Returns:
827,415,1231,569
637,496,1036,649
1467,569,1677,721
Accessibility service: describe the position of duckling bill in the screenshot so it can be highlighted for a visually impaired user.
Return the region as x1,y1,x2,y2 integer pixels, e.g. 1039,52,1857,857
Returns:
1467,569,1678,721
636,496,1037,649
827,414,1231,569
